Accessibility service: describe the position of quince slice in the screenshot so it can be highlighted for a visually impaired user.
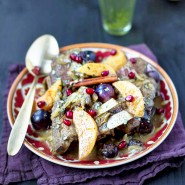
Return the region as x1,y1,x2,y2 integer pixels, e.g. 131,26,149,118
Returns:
113,81,144,117
77,63,116,77
37,79,62,111
73,108,98,160
103,50,127,71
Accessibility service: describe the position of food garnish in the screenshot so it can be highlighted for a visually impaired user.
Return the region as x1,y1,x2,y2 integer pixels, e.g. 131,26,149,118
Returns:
73,76,118,87
86,88,95,95
129,58,137,64
63,119,72,126
101,70,109,76
87,109,97,117
65,110,73,119
118,141,127,150
66,89,73,96
128,71,135,79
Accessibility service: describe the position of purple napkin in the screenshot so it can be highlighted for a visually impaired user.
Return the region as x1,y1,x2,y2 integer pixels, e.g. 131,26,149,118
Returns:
1,44,185,185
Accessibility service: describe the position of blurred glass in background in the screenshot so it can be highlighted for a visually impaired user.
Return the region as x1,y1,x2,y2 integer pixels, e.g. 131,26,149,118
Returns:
99,0,136,36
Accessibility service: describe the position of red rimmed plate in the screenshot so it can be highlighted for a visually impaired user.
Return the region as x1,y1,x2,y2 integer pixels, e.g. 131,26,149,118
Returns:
7,43,178,169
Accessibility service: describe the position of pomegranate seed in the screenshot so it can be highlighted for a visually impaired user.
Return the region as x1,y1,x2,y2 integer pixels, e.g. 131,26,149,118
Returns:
110,49,117,56
37,101,46,108
70,53,76,61
70,53,82,63
95,51,104,62
156,108,164,114
63,119,72,126
128,72,135,79
118,141,127,150
66,89,73,96
32,66,41,75
86,88,95,95
96,57,102,62
75,56,83,63
87,109,97,117
129,58,137,64
101,70,109,76
103,51,111,57
125,95,134,102
66,110,73,119
96,51,103,56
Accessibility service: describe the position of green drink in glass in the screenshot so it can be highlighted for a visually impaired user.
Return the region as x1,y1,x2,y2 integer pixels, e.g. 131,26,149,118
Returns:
99,0,136,36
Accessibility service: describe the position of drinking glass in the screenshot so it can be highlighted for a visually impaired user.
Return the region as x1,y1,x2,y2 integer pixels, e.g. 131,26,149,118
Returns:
99,0,136,36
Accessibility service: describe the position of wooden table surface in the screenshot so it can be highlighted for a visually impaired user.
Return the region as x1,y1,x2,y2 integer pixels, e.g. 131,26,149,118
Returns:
0,0,185,184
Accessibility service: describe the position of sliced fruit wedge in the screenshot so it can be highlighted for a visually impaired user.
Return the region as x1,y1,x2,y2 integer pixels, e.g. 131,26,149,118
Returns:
73,108,98,160
37,79,62,111
107,110,133,129
113,81,144,117
97,98,118,116
77,63,116,77
103,50,127,71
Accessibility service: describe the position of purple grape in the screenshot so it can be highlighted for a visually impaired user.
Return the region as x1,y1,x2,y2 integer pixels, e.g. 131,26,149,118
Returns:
128,139,143,147
101,144,118,158
145,64,160,82
95,84,115,103
136,111,153,134
139,118,153,134
79,50,96,62
31,110,51,130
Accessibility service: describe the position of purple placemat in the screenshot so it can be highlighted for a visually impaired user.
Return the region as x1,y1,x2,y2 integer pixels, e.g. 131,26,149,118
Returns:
0,44,185,185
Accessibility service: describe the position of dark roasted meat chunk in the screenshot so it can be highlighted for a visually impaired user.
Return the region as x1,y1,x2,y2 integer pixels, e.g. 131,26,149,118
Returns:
119,112,153,135
98,122,114,140
140,79,157,109
51,116,77,154
130,58,147,74
50,61,71,84
51,94,77,154
119,118,140,135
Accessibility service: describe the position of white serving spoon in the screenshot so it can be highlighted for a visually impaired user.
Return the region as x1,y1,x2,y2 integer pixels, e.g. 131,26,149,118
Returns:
7,35,59,156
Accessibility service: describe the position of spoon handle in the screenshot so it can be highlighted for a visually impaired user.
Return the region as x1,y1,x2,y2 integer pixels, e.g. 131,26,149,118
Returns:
7,77,38,156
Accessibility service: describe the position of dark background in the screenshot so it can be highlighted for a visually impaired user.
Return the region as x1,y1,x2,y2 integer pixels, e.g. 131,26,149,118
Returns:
0,0,185,184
